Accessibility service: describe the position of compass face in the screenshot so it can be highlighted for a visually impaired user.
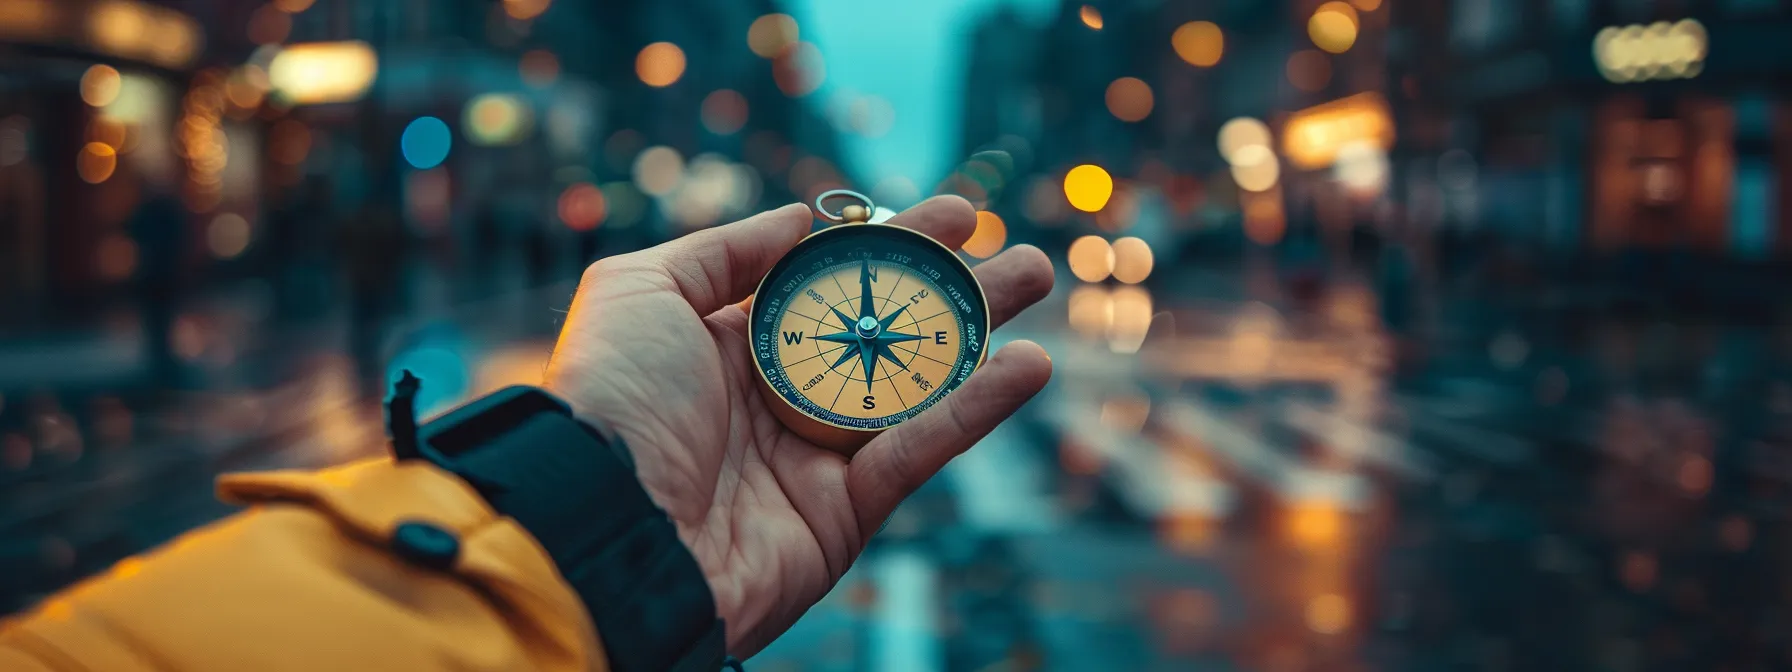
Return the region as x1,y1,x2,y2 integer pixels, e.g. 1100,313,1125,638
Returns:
751,224,989,432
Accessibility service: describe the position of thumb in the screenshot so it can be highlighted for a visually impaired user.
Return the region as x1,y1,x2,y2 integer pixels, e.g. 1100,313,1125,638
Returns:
646,203,814,316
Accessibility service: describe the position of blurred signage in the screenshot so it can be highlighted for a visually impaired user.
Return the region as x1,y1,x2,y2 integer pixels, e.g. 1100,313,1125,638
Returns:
269,42,379,105
0,0,201,69
1594,20,1707,83
1281,93,1394,170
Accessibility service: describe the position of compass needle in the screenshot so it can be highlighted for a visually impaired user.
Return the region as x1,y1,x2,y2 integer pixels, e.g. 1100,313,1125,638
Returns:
858,343,878,394
858,259,876,320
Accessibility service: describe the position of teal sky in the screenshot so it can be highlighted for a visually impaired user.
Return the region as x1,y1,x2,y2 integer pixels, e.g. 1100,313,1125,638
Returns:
786,0,1057,202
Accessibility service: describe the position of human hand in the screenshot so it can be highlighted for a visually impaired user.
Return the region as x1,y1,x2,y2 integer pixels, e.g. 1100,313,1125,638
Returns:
542,197,1054,656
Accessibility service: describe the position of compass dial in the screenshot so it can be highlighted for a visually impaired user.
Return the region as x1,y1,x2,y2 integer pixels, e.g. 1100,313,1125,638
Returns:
751,223,989,451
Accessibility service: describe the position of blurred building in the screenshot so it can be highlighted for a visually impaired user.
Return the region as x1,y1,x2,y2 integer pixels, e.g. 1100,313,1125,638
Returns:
956,0,1401,257
0,0,849,321
1390,0,1792,259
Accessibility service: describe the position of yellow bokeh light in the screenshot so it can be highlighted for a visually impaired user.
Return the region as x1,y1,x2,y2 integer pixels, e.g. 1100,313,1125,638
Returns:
503,0,551,21
207,213,251,258
464,93,531,146
1171,21,1224,67
1079,5,1102,30
1306,594,1351,635
1230,145,1280,192
86,118,128,151
1111,237,1153,284
1067,284,1113,338
274,0,315,12
1104,77,1154,123
964,211,1007,259
747,13,799,58
81,65,122,107
637,42,686,88
1068,235,1115,283
1351,0,1381,10
268,41,379,105
1063,164,1114,213
1217,117,1272,164
1309,3,1359,54
77,142,117,184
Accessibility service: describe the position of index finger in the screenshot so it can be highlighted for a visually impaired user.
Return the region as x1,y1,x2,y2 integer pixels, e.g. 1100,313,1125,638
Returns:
883,195,977,251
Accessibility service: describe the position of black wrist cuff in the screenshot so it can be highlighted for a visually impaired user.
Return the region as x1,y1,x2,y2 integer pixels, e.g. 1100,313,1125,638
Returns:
406,385,723,672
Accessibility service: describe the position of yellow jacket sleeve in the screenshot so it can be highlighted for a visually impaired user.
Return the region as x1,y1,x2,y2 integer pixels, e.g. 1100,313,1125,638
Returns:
0,458,609,671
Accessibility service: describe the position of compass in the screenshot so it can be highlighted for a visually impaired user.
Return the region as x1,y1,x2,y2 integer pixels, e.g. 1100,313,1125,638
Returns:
750,190,990,456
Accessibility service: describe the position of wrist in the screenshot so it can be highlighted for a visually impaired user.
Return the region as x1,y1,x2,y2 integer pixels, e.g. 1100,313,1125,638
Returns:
394,381,724,671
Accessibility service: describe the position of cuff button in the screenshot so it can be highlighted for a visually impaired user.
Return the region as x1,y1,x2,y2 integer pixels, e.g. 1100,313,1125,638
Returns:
391,521,461,571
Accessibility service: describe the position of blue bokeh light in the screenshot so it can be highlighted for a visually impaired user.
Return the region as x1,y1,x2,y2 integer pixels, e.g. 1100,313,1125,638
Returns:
401,116,452,169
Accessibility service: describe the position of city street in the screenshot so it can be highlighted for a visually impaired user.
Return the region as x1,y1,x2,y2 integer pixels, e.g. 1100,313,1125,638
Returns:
6,253,1788,671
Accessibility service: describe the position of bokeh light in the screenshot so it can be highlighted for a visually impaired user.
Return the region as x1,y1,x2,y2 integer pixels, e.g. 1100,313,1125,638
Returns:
1108,285,1153,353
774,42,824,97
1171,21,1224,67
637,42,686,88
1287,50,1332,92
400,116,452,169
1217,117,1272,164
80,65,122,107
632,145,684,196
273,0,315,12
748,13,799,58
1078,5,1102,30
207,213,251,259
1068,284,1113,338
86,118,128,151
701,89,749,135
1351,0,1381,9
77,142,117,184
1068,235,1116,283
1229,145,1280,193
1306,594,1351,634
520,49,560,87
558,183,606,231
1111,237,1154,284
1063,164,1114,213
1309,2,1359,54
1104,77,1154,123
964,211,1007,259
503,0,551,21
463,93,532,146
1334,140,1390,195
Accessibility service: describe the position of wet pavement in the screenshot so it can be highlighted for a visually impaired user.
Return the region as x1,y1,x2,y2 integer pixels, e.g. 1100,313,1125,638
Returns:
5,254,1792,672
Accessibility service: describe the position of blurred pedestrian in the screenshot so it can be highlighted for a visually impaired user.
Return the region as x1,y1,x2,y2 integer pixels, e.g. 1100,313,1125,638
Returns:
128,186,187,387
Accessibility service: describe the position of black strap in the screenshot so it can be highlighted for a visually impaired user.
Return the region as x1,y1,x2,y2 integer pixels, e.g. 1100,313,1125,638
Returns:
392,381,725,672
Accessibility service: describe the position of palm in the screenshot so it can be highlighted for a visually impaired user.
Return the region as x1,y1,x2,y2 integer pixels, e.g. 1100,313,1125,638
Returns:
544,199,1052,656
